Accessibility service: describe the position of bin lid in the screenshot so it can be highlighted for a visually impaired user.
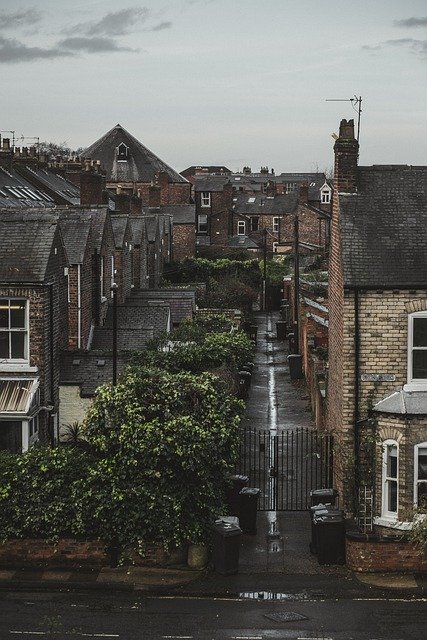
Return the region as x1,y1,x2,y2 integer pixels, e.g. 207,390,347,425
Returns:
310,504,338,516
212,521,241,536
216,516,240,527
313,511,344,525
229,474,249,483
310,488,338,498
239,487,261,496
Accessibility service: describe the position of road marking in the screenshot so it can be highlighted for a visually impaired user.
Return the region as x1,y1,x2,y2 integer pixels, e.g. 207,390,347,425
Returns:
10,633,119,638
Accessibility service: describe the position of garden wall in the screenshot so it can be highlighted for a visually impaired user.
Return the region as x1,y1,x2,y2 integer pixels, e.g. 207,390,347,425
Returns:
0,539,187,569
346,532,426,573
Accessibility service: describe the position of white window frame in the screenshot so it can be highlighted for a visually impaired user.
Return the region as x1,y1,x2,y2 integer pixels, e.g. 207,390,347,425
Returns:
237,220,246,236
381,440,399,520
201,192,211,208
110,255,116,295
197,214,208,234
406,311,427,390
250,216,259,232
414,442,427,507
321,189,331,204
0,298,29,363
273,217,280,233
273,242,279,253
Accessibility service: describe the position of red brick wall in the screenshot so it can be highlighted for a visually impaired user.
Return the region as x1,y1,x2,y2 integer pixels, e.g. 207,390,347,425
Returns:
346,533,427,572
107,181,191,206
0,539,187,568
173,225,196,260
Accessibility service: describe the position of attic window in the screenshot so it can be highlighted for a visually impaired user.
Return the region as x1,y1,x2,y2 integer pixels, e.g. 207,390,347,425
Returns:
117,143,129,161
72,359,81,366
96,359,106,367
247,197,256,203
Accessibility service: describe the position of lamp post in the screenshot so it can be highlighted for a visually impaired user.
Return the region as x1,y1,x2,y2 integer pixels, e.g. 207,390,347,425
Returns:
110,283,118,386
293,213,300,354
262,228,267,311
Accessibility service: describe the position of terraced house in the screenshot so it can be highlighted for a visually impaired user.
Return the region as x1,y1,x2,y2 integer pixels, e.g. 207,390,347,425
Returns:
327,119,427,540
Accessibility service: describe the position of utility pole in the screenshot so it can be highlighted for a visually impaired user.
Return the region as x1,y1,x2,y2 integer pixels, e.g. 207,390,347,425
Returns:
262,228,267,311
111,283,118,386
293,213,300,354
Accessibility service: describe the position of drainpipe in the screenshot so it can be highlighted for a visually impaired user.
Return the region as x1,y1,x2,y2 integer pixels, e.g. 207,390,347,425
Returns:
354,288,361,507
49,283,55,447
77,263,82,349
293,213,300,353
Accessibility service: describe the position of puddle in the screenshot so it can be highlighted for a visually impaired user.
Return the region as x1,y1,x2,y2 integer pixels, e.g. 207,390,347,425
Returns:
238,591,308,601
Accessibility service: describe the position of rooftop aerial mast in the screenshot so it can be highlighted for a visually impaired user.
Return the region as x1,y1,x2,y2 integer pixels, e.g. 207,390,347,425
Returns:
325,95,362,143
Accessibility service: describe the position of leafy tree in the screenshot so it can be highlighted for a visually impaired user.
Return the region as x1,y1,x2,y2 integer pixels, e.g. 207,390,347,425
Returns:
74,367,244,548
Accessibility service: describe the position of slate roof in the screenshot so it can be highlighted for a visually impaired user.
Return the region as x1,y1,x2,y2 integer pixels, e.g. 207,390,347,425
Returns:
58,211,92,263
60,352,129,397
111,215,130,248
16,165,80,205
0,167,55,208
91,326,153,351
130,289,195,325
339,166,427,288
0,211,61,282
194,172,327,200
88,207,109,251
233,193,298,215
161,204,196,224
83,124,186,184
373,389,427,415
227,235,261,249
129,216,147,245
104,303,170,337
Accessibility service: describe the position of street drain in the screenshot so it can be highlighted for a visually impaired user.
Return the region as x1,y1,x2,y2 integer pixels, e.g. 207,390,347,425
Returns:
264,612,308,622
239,591,305,601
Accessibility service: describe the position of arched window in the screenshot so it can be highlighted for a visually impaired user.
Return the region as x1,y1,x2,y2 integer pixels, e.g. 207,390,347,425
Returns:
116,143,129,161
382,440,398,518
414,442,427,507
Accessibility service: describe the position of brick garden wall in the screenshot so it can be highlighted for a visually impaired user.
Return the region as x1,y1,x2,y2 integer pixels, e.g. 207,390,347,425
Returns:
346,533,427,572
0,539,187,569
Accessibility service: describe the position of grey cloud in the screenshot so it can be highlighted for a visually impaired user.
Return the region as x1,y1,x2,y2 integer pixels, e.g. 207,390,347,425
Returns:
64,7,149,37
394,17,427,28
385,38,427,58
150,21,173,32
0,36,73,63
58,37,137,53
0,8,42,30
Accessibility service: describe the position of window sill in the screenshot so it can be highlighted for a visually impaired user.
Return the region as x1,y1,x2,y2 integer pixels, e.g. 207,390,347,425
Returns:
373,516,412,531
403,382,427,392
0,363,38,373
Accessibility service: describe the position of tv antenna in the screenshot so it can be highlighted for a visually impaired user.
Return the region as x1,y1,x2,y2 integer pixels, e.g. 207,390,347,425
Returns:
325,95,362,143
0,130,15,146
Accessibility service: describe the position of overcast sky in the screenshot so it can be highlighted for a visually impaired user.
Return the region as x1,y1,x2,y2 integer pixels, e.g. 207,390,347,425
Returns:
1,0,426,173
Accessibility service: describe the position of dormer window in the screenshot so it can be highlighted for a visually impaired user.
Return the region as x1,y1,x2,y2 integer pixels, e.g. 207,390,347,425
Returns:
320,182,332,204
117,143,129,161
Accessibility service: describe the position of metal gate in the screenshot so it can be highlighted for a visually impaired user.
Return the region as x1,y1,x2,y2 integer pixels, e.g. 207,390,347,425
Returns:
236,428,333,511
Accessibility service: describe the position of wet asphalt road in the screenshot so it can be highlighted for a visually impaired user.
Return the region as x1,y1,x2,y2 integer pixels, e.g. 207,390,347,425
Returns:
0,589,426,639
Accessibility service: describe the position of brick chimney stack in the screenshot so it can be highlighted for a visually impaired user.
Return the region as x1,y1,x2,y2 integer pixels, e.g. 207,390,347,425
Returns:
80,160,105,206
0,137,13,169
148,183,161,208
298,182,309,204
333,119,359,193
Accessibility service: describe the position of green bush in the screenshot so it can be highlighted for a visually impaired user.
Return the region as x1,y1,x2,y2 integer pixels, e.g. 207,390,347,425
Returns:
78,368,244,547
134,331,255,375
0,448,90,541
